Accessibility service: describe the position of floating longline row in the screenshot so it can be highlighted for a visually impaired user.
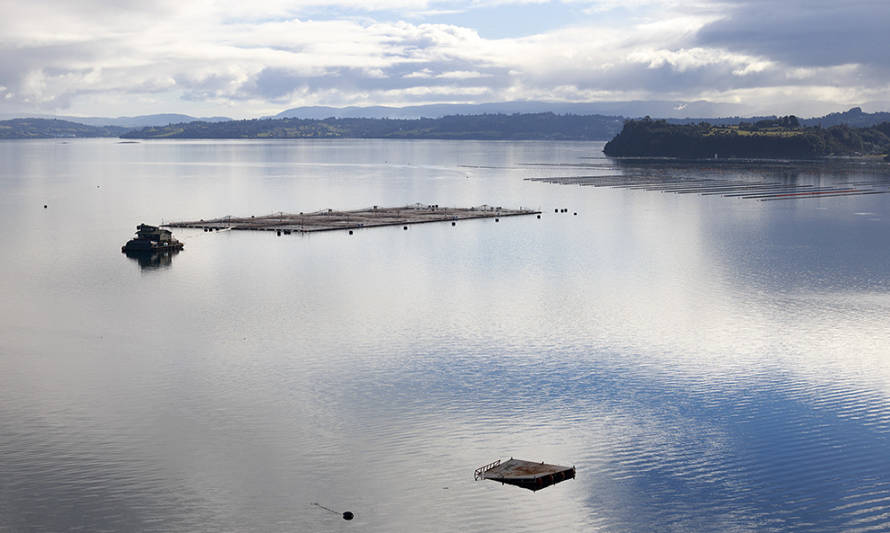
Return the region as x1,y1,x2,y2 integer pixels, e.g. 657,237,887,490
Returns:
527,175,890,201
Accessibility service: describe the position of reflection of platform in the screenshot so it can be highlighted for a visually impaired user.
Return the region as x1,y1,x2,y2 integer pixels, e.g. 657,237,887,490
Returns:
475,458,575,492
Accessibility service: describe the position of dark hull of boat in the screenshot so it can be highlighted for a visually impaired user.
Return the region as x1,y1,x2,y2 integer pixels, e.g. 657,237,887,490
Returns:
121,239,184,253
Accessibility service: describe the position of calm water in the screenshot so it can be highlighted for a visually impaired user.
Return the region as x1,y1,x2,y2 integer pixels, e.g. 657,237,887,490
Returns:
1,139,890,532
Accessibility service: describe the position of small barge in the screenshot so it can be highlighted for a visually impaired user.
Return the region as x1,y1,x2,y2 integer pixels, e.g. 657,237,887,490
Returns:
475,458,576,492
121,224,184,253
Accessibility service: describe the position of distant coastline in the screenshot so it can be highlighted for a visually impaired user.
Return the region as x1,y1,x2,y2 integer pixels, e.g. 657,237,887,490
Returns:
117,113,623,141
0,114,623,141
4,107,890,148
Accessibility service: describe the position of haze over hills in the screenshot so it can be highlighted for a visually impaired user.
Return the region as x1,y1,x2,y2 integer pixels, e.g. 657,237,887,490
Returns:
273,100,750,120
0,113,232,128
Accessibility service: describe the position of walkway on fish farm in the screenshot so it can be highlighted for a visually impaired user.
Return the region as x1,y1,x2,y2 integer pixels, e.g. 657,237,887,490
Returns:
528,175,890,201
167,204,540,233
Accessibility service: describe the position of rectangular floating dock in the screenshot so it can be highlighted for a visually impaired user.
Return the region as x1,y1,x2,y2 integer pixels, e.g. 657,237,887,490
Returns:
167,204,540,233
475,458,576,492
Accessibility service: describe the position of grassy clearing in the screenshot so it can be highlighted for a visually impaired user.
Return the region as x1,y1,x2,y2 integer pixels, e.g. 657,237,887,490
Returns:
706,126,805,137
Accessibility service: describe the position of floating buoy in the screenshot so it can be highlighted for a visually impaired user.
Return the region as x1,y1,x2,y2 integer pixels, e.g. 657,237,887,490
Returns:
451,222,455,226
573,212,577,216
495,218,499,222
348,230,353,235
537,214,541,219
313,502,354,521
554,209,558,213
276,230,281,236
403,226,408,230
43,204,47,209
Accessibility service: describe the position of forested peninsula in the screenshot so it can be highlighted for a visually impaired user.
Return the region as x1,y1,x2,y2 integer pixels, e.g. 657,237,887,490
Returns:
603,116,890,159
0,118,128,139
119,113,623,140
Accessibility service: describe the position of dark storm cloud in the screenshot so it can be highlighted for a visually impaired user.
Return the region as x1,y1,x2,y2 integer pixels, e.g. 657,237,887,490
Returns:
696,0,890,68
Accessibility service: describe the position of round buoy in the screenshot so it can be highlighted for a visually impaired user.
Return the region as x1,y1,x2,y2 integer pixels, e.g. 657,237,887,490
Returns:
536,214,541,219
403,226,408,230
574,212,577,216
451,222,456,226
554,209,558,213
342,512,354,521
348,230,353,235
43,204,47,209
276,230,281,236
495,218,499,222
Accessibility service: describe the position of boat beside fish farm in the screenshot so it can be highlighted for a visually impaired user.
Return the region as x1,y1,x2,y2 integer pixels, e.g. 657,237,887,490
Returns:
122,223,184,253
166,204,540,233
475,458,576,492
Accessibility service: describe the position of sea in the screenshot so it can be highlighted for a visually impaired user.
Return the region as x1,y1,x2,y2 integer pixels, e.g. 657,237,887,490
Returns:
1,138,889,532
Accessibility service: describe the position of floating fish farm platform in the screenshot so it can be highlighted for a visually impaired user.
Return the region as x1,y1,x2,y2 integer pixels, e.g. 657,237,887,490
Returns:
475,458,576,492
528,175,890,201
167,204,540,233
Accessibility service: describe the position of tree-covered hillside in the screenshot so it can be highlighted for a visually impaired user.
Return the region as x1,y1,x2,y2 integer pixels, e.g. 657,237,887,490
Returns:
120,113,625,140
0,118,128,139
603,117,890,159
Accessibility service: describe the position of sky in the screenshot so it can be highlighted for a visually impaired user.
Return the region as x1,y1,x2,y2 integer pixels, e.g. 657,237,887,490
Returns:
1,0,889,118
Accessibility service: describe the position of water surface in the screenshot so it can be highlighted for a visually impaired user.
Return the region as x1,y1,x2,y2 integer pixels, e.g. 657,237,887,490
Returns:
1,139,889,531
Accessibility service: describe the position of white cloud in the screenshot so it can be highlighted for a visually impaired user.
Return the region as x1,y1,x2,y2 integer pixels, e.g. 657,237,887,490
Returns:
0,0,887,117
436,70,488,79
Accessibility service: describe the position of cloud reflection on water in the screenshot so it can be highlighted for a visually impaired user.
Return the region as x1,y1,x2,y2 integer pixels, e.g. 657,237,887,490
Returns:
1,140,889,531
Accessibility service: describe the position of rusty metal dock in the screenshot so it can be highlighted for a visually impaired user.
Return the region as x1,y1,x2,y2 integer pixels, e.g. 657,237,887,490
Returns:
167,204,540,233
475,458,576,491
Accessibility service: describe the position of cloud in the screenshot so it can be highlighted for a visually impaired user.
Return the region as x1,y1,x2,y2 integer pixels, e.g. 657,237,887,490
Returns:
695,0,890,68
0,0,887,117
